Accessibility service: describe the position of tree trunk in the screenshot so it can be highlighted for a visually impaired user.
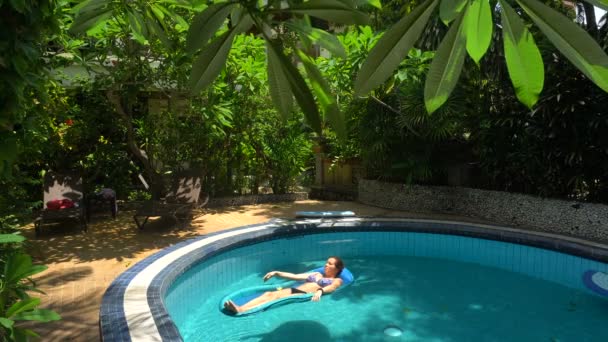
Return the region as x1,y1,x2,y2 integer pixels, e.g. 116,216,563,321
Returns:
106,91,164,200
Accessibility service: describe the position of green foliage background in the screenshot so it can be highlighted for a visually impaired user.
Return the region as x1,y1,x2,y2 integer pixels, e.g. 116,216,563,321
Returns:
0,0,606,340
0,0,606,222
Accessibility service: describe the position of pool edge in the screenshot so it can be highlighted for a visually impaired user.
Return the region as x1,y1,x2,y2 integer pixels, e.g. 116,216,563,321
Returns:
99,218,608,341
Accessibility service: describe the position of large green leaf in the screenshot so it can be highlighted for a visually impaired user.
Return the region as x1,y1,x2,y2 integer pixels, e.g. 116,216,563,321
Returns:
186,3,236,54
131,10,148,37
424,11,467,113
584,0,608,11
499,0,544,108
0,317,13,329
296,50,346,140
287,0,370,25
310,28,346,58
296,51,334,108
230,6,244,27
6,298,40,318
154,4,189,29
16,265,48,283
5,253,32,284
465,0,493,64
357,0,382,9
127,10,148,44
266,41,322,134
189,30,236,93
71,0,110,15
516,0,608,92
354,0,439,96
4,254,47,285
439,0,467,25
266,40,294,120
69,6,113,34
287,21,347,59
12,309,61,323
189,15,252,93
0,234,25,244
150,4,165,20
146,10,172,48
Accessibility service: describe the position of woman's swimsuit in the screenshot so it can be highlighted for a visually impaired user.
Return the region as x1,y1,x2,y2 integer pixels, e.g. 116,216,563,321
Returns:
306,273,334,287
290,273,334,294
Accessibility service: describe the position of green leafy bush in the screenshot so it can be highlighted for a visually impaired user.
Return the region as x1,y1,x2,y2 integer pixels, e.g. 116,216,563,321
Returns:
0,251,61,341
473,52,608,201
0,0,60,177
0,231,60,341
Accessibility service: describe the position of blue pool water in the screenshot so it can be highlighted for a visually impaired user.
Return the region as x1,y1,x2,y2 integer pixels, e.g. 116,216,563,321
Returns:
165,232,608,341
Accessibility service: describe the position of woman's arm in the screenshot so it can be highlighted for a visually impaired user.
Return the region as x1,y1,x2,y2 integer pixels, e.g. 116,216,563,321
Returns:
263,271,312,282
312,278,343,301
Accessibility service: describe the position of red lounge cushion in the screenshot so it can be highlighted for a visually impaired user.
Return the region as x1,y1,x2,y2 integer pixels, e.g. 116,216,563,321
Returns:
60,199,75,209
46,199,62,210
46,199,75,210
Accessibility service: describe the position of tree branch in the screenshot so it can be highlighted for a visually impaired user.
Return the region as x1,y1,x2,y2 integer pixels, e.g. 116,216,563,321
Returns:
106,90,164,199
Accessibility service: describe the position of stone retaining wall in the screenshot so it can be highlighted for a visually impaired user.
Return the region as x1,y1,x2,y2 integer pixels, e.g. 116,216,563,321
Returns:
119,193,309,210
359,179,608,242
206,192,309,208
309,186,357,201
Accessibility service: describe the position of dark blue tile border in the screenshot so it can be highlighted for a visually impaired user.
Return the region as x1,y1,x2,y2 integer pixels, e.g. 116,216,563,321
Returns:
99,218,608,341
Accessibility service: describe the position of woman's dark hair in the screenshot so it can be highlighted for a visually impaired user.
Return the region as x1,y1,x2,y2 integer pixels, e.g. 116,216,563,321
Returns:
330,256,345,276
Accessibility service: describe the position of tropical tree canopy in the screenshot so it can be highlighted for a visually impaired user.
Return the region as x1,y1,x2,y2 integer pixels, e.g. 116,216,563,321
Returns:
69,0,384,139
70,0,608,130
26,0,608,134
1,0,606,189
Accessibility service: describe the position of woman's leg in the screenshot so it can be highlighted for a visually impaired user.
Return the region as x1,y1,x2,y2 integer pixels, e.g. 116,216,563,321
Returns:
225,288,295,313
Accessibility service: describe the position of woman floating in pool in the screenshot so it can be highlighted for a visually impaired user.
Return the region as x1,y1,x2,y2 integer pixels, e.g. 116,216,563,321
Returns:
223,256,345,314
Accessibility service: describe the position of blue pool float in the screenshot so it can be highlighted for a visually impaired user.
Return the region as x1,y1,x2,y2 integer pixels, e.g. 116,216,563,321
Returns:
295,211,356,218
219,267,354,316
583,270,608,297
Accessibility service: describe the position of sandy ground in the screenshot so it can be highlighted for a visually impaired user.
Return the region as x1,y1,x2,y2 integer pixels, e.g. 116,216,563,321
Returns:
22,200,491,341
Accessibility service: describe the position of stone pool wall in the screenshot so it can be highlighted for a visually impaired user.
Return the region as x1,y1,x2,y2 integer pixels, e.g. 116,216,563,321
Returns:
359,179,608,242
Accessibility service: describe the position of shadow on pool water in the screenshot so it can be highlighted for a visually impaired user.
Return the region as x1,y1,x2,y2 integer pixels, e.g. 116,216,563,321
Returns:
242,320,331,342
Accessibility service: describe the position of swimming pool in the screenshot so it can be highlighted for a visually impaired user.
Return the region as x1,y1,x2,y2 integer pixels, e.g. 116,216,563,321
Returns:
99,218,608,341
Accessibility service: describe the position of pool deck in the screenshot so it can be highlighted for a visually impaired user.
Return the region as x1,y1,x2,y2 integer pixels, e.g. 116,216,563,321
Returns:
20,200,578,341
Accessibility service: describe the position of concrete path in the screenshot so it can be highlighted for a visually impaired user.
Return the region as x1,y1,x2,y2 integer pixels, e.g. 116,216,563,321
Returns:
24,200,488,341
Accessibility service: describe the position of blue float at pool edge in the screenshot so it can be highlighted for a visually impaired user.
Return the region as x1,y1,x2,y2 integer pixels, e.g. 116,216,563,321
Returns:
295,211,356,218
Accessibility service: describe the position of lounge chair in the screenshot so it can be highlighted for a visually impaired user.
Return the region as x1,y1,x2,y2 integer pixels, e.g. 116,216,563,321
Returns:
34,172,87,236
133,171,205,230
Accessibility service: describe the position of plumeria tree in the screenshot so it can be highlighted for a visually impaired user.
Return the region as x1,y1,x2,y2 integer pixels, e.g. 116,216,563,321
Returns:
355,0,608,112
70,0,385,141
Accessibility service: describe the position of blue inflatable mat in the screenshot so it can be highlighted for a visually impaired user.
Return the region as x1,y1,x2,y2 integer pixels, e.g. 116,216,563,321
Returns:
295,211,356,218
583,270,608,297
220,267,354,316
